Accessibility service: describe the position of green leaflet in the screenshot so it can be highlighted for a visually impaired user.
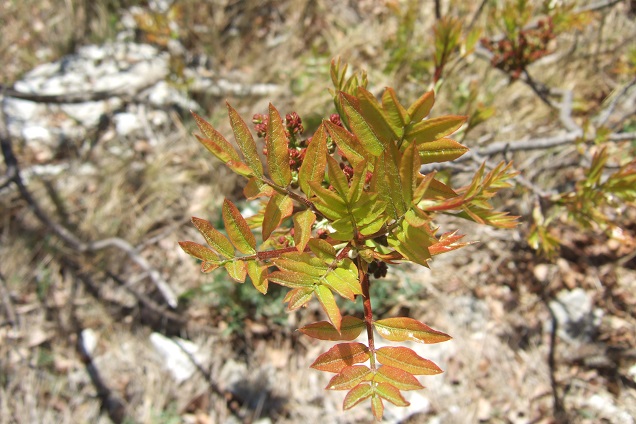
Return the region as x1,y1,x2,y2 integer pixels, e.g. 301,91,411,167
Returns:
315,284,341,330
324,120,367,166
227,102,263,176
298,123,327,196
266,103,293,187
356,87,400,143
262,193,293,241
381,87,409,136
405,115,467,145
292,210,316,252
343,383,373,410
407,90,435,122
191,216,235,258
222,199,257,255
417,138,469,164
326,365,372,390
246,261,268,294
339,92,386,157
224,260,247,283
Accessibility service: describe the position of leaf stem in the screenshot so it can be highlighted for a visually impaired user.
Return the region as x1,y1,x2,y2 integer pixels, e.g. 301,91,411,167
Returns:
358,257,376,371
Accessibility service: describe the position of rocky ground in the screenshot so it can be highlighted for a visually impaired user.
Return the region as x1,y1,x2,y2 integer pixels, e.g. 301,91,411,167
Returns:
1,1,635,423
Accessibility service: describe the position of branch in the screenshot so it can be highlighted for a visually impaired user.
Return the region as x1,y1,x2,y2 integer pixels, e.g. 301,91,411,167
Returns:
0,271,17,328
1,95,177,308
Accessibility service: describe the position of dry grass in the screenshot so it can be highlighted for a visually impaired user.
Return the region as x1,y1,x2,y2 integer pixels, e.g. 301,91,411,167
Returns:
1,0,635,423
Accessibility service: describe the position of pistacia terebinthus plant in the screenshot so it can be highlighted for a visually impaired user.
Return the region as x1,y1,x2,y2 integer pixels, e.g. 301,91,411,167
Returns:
179,59,517,419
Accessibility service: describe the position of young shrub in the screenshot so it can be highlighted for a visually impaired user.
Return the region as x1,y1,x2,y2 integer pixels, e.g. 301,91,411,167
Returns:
179,59,517,419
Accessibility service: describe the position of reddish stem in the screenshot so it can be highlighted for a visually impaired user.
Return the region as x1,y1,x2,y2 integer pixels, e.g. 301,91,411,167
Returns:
358,258,376,370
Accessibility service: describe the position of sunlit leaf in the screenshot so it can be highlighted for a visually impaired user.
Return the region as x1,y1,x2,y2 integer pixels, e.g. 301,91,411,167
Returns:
374,317,451,344
356,86,399,143
222,199,257,254
308,239,337,264
316,284,342,330
405,115,466,145
299,123,328,196
371,394,384,421
418,138,469,164
326,365,372,390
244,177,275,199
327,155,351,199
268,271,316,288
267,103,293,186
299,316,365,341
340,92,385,157
310,182,348,220
227,102,263,176
224,260,247,283
273,252,327,277
374,365,424,391
178,241,219,263
191,217,235,258
399,142,420,206
382,87,409,134
262,194,294,241
311,343,370,373
324,120,367,166
246,261,268,294
293,210,316,252
343,383,373,410
194,134,242,166
284,287,314,310
376,346,443,375
407,90,435,122
375,382,409,407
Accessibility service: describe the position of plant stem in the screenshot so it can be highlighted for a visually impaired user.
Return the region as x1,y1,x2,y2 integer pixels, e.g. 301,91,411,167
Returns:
358,258,376,371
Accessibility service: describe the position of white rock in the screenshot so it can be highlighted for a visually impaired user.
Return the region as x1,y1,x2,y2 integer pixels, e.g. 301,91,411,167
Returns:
113,112,143,136
150,332,204,384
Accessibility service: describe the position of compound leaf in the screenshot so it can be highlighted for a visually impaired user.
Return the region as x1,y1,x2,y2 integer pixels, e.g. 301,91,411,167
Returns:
299,316,365,341
222,199,257,254
268,271,316,288
293,210,316,252
284,287,314,310
311,343,371,373
382,87,409,134
267,103,293,186
374,317,452,344
371,394,384,421
376,346,443,375
324,120,367,166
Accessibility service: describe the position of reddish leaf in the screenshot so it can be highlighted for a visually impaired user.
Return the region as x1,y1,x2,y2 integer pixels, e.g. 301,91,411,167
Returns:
224,260,247,283
266,103,293,186
262,194,293,240
200,261,219,273
299,123,328,196
374,365,424,391
407,90,435,122
428,231,472,256
222,199,257,254
178,241,219,263
399,141,420,206
292,210,316,252
299,316,365,341
315,285,341,330
326,365,371,390
310,343,370,373
371,394,384,421
191,217,235,258
243,177,275,199
375,382,409,407
246,261,268,294
227,102,263,176
343,383,373,410
376,346,443,375
374,317,451,344
194,134,242,166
